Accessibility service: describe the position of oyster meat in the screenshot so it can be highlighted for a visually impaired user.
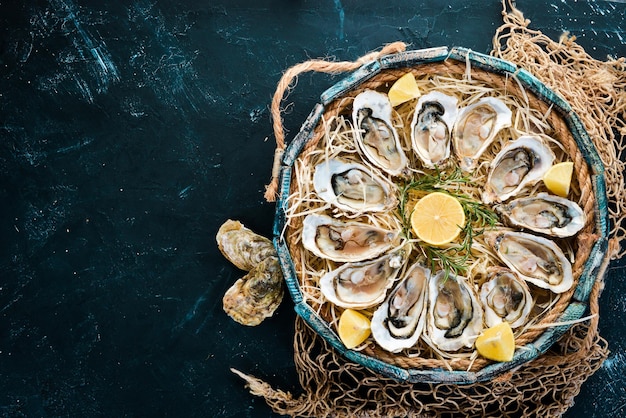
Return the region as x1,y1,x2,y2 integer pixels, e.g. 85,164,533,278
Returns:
313,159,396,213
216,219,276,271
425,271,483,351
453,97,512,171
319,243,411,309
410,91,459,168
222,256,284,326
484,229,573,294
494,193,586,238
483,136,555,204
302,214,399,262
479,267,533,329
371,262,430,352
352,90,408,176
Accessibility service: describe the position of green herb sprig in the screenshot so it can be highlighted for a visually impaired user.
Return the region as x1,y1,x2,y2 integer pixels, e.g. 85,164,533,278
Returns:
398,167,499,279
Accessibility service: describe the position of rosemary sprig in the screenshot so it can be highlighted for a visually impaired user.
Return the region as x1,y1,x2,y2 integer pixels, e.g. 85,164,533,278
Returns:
398,167,499,279
401,166,473,195
423,245,469,280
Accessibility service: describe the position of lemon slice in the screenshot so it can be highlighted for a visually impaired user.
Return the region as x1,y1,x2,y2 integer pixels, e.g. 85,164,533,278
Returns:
475,321,515,362
410,192,466,247
337,309,371,349
388,72,421,107
543,161,574,197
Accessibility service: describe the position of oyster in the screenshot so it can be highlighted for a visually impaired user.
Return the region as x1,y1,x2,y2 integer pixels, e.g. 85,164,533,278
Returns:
222,256,284,326
479,267,533,329
484,230,573,294
371,262,430,352
425,271,483,351
319,243,411,309
483,136,555,204
313,159,396,213
302,214,399,262
494,193,586,238
216,219,276,271
453,97,512,171
352,90,408,176
410,91,459,168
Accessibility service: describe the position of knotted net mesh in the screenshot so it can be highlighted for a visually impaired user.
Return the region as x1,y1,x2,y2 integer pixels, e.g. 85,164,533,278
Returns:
234,2,625,416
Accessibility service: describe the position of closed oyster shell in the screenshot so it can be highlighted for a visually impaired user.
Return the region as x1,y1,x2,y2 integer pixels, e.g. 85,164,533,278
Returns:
352,90,408,176
371,262,430,353
222,256,284,326
302,214,399,262
453,97,512,171
484,229,573,294
479,267,533,329
319,243,411,309
425,271,483,351
410,91,459,168
483,136,555,204
313,159,396,213
494,193,586,238
216,219,276,271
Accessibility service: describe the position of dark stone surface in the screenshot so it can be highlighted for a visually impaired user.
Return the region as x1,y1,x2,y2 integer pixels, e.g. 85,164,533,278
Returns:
0,0,624,416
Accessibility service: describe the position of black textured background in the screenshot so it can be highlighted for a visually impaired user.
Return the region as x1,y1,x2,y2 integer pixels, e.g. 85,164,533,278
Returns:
1,0,625,416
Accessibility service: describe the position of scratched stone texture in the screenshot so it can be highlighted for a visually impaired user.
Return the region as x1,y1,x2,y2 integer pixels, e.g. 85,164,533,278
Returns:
0,0,624,417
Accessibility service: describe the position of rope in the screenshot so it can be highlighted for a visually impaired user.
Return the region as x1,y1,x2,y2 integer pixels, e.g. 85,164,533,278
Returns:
263,41,407,202
238,1,622,415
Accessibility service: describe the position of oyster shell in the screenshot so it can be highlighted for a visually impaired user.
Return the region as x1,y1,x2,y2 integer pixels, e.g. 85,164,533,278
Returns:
222,256,284,326
479,267,533,329
410,92,459,168
319,243,411,309
425,271,483,351
302,214,399,262
352,90,408,176
216,219,276,271
484,230,573,294
494,193,586,238
453,97,512,171
313,159,396,213
483,136,555,204
371,262,430,353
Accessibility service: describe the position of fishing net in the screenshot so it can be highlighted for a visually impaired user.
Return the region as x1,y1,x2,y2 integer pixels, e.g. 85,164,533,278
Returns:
233,2,625,416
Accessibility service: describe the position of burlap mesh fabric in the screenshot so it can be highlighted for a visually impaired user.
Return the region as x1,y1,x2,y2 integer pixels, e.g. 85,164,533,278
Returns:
233,2,626,416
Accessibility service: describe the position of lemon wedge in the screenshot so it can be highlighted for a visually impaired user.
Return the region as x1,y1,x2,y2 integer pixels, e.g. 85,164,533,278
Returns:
543,161,574,197
337,309,371,349
388,72,421,107
410,192,466,247
475,321,515,362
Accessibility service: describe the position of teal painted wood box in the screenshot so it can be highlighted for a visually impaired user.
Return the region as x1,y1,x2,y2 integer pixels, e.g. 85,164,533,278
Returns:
273,47,609,384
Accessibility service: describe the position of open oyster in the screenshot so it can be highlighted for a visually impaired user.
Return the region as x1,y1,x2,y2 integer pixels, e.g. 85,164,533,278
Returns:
352,90,408,176
222,256,284,326
479,267,533,329
319,243,411,309
425,271,483,351
453,97,512,171
302,214,399,262
410,91,459,168
494,193,586,238
484,229,573,294
216,219,276,271
371,262,430,353
483,136,555,204
313,159,396,213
